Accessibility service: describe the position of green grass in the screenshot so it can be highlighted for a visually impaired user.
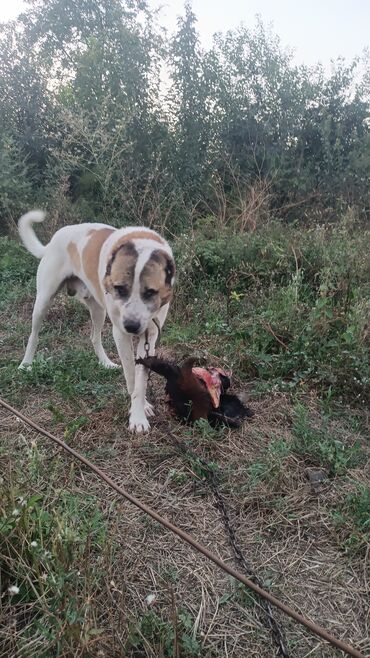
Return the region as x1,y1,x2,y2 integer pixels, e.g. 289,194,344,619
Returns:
246,439,292,490
0,440,114,658
244,405,364,494
128,608,201,657
330,484,370,553
0,349,124,409
291,404,363,476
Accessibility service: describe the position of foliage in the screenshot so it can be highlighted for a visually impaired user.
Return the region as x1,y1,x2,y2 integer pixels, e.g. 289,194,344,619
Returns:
0,1,369,227
0,137,34,227
170,216,369,402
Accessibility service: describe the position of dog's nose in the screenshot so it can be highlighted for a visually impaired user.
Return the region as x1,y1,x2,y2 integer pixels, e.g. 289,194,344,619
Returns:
124,319,141,334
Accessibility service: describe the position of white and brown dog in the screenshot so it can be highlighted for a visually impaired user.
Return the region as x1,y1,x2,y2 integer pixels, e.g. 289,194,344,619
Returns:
18,211,175,432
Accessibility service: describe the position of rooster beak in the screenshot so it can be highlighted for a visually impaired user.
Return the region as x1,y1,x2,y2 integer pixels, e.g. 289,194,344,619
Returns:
207,383,221,408
192,367,222,408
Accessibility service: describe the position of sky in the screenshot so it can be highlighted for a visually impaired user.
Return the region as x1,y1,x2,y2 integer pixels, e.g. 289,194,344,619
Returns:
1,0,369,67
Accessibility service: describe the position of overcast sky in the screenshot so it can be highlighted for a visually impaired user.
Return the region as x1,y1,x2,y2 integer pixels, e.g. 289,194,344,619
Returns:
1,0,369,67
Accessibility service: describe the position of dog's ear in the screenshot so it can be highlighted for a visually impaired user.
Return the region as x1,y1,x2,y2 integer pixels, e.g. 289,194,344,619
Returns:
160,253,175,306
103,255,114,292
164,255,176,287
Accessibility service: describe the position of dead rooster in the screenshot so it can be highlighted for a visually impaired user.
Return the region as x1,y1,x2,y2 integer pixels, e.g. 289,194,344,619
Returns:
136,356,253,427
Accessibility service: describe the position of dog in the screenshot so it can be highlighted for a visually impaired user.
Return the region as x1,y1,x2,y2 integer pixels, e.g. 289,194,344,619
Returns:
18,211,175,433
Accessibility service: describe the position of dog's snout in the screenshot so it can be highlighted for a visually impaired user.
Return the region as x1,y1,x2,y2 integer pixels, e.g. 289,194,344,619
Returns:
124,319,141,334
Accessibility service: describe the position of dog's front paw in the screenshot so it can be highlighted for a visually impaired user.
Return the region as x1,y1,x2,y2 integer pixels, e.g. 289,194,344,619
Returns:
100,359,120,369
129,411,150,433
18,361,32,371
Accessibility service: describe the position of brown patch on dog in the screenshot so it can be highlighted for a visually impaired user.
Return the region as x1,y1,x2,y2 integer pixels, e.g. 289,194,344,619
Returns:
67,241,81,272
82,227,115,303
103,242,138,297
111,230,164,254
140,249,175,309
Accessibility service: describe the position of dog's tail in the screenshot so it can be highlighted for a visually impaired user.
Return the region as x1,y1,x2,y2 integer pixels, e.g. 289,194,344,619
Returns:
18,210,47,259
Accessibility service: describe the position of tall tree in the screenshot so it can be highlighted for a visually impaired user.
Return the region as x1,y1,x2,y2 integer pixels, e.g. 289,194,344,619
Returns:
168,2,211,199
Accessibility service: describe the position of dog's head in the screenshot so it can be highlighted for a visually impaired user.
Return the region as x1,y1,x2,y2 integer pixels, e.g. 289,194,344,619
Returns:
103,240,175,335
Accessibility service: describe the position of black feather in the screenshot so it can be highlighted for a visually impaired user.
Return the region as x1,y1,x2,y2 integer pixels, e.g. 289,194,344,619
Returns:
208,393,254,428
136,356,180,381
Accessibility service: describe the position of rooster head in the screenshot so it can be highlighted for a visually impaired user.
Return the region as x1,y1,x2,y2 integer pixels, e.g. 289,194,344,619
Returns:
192,367,229,408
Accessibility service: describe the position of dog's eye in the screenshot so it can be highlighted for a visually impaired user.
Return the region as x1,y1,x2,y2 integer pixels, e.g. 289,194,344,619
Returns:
114,284,129,298
143,288,158,300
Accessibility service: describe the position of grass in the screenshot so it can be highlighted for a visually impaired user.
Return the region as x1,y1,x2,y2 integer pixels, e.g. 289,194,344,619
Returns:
331,485,370,553
0,215,369,657
0,440,114,658
128,608,201,657
291,403,363,476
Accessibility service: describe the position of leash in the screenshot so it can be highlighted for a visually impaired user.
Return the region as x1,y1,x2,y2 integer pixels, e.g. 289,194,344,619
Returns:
0,397,367,658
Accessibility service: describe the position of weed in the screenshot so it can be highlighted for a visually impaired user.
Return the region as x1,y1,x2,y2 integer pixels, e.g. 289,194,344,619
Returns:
347,486,370,534
64,415,89,441
292,404,363,476
184,453,219,481
168,468,189,486
161,567,181,584
128,608,200,657
246,439,291,490
219,580,258,609
331,484,370,553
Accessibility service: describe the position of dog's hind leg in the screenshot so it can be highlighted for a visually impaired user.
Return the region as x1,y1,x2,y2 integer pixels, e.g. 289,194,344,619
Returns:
82,297,119,369
19,260,67,368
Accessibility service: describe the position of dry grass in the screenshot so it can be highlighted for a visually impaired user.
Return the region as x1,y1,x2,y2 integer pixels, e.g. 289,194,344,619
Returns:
1,289,369,658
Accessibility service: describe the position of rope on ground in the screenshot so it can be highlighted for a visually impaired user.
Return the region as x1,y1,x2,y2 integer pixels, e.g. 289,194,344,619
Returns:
0,396,367,658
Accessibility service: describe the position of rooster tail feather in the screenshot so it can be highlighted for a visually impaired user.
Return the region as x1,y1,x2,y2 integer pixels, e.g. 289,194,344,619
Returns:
136,356,180,380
